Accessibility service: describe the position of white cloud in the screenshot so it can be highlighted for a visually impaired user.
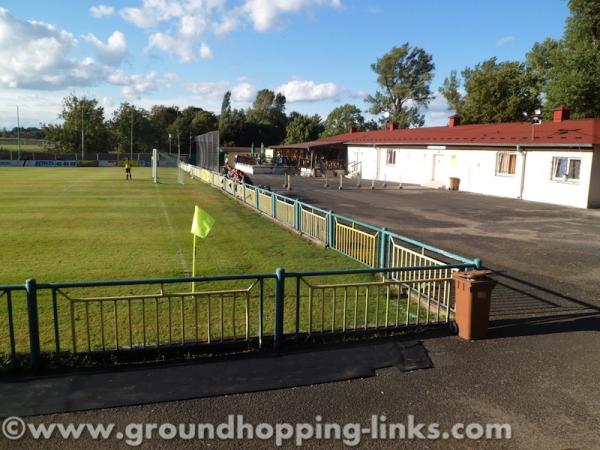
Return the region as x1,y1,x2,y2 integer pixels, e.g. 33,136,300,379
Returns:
242,0,341,32
82,31,129,66
187,80,228,98
119,6,159,28
90,5,115,18
0,89,67,127
496,35,516,47
160,72,179,88
0,8,105,89
107,70,158,99
231,82,256,102
199,42,213,59
119,0,341,62
276,79,342,102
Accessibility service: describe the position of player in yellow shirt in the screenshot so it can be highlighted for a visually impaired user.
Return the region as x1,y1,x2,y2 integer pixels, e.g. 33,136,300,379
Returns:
124,159,132,180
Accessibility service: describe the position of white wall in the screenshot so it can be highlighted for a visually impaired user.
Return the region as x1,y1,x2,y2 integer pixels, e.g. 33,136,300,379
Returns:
521,150,593,208
348,145,595,208
588,148,600,207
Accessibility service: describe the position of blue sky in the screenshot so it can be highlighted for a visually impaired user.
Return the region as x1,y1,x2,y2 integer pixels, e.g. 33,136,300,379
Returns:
0,0,569,129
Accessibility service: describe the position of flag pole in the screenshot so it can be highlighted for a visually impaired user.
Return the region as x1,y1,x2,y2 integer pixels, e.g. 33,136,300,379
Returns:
192,234,197,292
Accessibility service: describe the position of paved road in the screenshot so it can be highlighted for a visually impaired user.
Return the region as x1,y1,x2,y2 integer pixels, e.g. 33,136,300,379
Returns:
7,175,600,449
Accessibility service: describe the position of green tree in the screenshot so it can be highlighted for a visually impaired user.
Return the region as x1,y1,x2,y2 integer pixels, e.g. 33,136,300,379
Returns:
171,107,219,152
439,58,540,124
149,105,179,151
525,38,560,95
438,70,464,114
284,113,323,144
535,0,600,118
219,91,250,146
247,89,287,145
109,103,155,155
43,95,109,154
320,104,366,137
365,43,435,128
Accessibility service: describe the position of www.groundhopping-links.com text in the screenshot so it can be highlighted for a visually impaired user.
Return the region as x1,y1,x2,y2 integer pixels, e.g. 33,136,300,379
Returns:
2,414,512,446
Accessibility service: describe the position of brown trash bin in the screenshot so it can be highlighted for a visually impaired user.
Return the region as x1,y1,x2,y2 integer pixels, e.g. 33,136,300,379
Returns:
453,270,497,340
449,177,460,191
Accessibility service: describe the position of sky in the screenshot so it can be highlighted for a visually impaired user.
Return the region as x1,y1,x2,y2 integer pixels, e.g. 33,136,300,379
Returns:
0,0,570,130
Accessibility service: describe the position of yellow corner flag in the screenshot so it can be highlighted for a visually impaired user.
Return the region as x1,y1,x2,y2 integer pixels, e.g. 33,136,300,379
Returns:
191,206,215,238
191,206,214,292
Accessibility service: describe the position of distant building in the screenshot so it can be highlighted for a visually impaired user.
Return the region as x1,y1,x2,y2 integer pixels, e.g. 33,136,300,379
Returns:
283,106,600,209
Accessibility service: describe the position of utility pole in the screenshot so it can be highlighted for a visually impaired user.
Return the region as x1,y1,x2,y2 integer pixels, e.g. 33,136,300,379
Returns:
169,133,172,154
130,107,134,160
16,106,21,160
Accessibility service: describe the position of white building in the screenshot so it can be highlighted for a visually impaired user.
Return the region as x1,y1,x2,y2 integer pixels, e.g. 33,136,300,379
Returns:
296,106,600,209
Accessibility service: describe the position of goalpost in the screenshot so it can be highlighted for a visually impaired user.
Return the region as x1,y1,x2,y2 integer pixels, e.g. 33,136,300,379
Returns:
152,148,158,183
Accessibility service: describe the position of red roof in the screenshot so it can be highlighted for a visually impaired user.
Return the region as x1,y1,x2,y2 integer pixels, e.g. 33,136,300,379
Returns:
287,119,600,148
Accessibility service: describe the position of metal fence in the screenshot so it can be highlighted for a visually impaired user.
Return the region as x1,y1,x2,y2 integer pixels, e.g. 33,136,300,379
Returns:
179,162,480,272
0,263,475,369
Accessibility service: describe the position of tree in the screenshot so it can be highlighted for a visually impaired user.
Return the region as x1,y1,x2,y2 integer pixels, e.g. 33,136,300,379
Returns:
110,103,155,154
365,43,435,128
525,38,560,95
149,105,179,151
321,104,366,137
219,91,250,146
533,0,600,118
284,113,323,144
43,95,109,154
247,89,288,145
438,70,464,114
439,58,540,124
172,107,219,152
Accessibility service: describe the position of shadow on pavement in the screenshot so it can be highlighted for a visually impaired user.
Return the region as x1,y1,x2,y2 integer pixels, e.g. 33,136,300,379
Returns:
487,270,600,339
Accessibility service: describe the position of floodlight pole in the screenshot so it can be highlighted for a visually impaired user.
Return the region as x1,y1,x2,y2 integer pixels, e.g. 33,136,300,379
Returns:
16,105,21,160
81,105,84,160
176,111,181,159
169,133,172,154
130,108,134,160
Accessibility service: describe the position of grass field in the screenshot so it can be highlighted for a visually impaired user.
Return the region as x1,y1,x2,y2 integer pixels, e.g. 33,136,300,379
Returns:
3,167,424,362
0,167,362,283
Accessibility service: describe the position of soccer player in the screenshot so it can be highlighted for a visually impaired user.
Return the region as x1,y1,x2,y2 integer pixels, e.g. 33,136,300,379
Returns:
124,159,132,180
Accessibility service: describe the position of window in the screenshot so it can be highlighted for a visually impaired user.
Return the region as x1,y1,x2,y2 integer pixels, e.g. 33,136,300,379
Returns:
495,152,517,175
552,157,581,182
386,149,396,165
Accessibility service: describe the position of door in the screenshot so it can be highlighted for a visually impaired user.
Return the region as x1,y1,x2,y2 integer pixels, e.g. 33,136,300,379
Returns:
432,154,448,185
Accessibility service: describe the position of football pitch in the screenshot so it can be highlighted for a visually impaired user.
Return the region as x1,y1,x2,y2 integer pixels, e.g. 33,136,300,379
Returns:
1,167,361,284
1,167,377,359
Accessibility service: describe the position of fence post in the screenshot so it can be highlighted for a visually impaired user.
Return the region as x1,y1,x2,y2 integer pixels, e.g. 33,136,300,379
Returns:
378,228,388,269
272,194,277,218
25,278,41,370
294,201,301,231
327,211,334,247
274,268,285,350
255,187,260,209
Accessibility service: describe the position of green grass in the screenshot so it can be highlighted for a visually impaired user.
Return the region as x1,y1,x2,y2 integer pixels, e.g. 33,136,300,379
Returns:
0,144,50,153
0,167,363,282
0,167,432,364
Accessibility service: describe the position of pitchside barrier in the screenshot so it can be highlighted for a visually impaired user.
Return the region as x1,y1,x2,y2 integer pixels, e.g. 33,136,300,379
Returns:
179,162,480,272
0,263,476,370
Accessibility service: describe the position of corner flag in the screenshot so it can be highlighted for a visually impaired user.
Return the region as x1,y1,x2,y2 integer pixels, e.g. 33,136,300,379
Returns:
190,206,214,292
191,206,214,238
